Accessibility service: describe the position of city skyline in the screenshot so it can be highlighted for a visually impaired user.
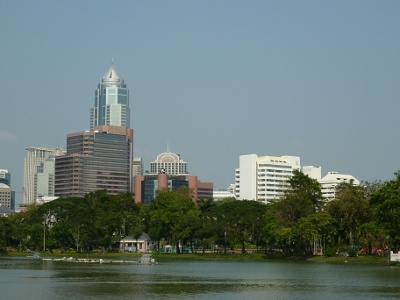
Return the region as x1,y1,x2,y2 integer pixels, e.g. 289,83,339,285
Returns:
2,1,400,205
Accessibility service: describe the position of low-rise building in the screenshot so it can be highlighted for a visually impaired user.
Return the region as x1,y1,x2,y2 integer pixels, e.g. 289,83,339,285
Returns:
119,233,154,253
134,173,213,204
303,166,360,200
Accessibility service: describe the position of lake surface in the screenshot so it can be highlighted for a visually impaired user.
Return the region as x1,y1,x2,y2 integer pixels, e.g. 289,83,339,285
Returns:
1,256,399,299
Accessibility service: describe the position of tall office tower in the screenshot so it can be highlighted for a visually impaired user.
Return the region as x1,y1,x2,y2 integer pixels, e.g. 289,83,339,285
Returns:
0,183,11,208
23,147,66,205
90,63,130,130
55,125,133,198
150,152,188,175
131,157,143,194
0,169,16,210
132,157,144,177
235,154,301,204
0,169,11,186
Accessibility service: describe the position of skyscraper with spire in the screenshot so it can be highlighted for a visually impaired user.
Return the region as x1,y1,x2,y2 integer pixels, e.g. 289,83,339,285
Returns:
55,62,133,197
90,62,130,130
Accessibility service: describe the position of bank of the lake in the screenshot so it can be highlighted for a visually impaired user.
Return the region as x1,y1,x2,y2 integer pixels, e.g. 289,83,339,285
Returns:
1,250,392,266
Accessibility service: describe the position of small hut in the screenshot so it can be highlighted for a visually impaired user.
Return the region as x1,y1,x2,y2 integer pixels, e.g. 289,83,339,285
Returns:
119,233,153,253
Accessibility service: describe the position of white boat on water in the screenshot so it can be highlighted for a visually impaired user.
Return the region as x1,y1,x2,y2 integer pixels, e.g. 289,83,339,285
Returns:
27,251,40,259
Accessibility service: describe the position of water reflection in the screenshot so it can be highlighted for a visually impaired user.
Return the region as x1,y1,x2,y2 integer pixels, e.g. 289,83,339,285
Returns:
1,257,400,299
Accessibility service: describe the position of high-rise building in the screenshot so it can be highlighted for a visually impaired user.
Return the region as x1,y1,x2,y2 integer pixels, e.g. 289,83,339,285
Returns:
0,183,11,208
23,147,66,205
90,63,130,130
55,125,133,198
150,152,188,175
132,157,144,177
131,157,144,194
235,154,301,204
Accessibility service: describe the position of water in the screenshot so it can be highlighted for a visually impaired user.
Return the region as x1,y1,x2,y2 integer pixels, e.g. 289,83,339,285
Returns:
1,256,399,299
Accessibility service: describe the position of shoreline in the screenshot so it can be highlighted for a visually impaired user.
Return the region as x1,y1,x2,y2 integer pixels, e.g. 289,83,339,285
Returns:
1,250,392,265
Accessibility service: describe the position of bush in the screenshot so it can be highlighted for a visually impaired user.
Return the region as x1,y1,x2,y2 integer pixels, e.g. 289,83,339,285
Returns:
348,248,357,257
325,247,336,257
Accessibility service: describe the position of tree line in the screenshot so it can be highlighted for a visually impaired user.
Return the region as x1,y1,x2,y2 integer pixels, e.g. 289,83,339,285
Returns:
0,170,399,256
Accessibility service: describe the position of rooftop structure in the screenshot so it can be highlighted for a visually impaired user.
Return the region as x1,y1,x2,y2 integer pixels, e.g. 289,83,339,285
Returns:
150,152,188,175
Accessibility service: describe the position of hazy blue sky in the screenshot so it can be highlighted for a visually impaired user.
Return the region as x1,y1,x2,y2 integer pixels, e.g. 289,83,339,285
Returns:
1,1,399,204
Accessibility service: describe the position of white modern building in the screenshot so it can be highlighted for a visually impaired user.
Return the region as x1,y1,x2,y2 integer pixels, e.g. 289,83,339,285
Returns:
90,62,130,130
23,147,66,205
150,152,188,175
303,166,360,200
319,172,360,199
35,196,59,205
235,154,301,204
213,184,236,201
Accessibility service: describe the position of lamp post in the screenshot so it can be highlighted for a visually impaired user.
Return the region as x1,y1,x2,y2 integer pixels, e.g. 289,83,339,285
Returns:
224,228,227,255
43,211,50,252
43,211,56,252
386,236,391,265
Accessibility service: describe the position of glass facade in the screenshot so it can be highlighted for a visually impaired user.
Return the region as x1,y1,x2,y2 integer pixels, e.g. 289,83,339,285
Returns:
55,127,133,198
90,65,130,130
140,176,189,204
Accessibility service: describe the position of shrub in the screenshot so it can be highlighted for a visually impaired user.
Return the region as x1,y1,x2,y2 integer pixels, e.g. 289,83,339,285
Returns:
325,247,336,257
348,248,357,257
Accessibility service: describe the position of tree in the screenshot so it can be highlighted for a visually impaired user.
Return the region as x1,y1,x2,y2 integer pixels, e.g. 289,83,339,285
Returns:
148,187,200,253
292,212,334,255
370,172,400,250
196,198,217,253
263,170,324,254
327,182,371,248
0,217,12,250
288,169,324,212
211,200,267,254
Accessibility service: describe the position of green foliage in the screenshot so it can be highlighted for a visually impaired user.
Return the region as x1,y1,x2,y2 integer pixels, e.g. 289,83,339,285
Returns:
327,182,371,248
210,199,267,254
263,170,325,254
348,248,357,258
325,247,336,257
370,172,400,247
148,187,200,253
1,171,399,256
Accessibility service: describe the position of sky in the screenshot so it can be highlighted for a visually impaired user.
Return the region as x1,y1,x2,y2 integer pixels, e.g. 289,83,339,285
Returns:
1,0,400,205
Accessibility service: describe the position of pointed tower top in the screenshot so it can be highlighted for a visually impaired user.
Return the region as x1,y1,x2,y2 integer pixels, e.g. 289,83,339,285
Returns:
100,61,124,86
